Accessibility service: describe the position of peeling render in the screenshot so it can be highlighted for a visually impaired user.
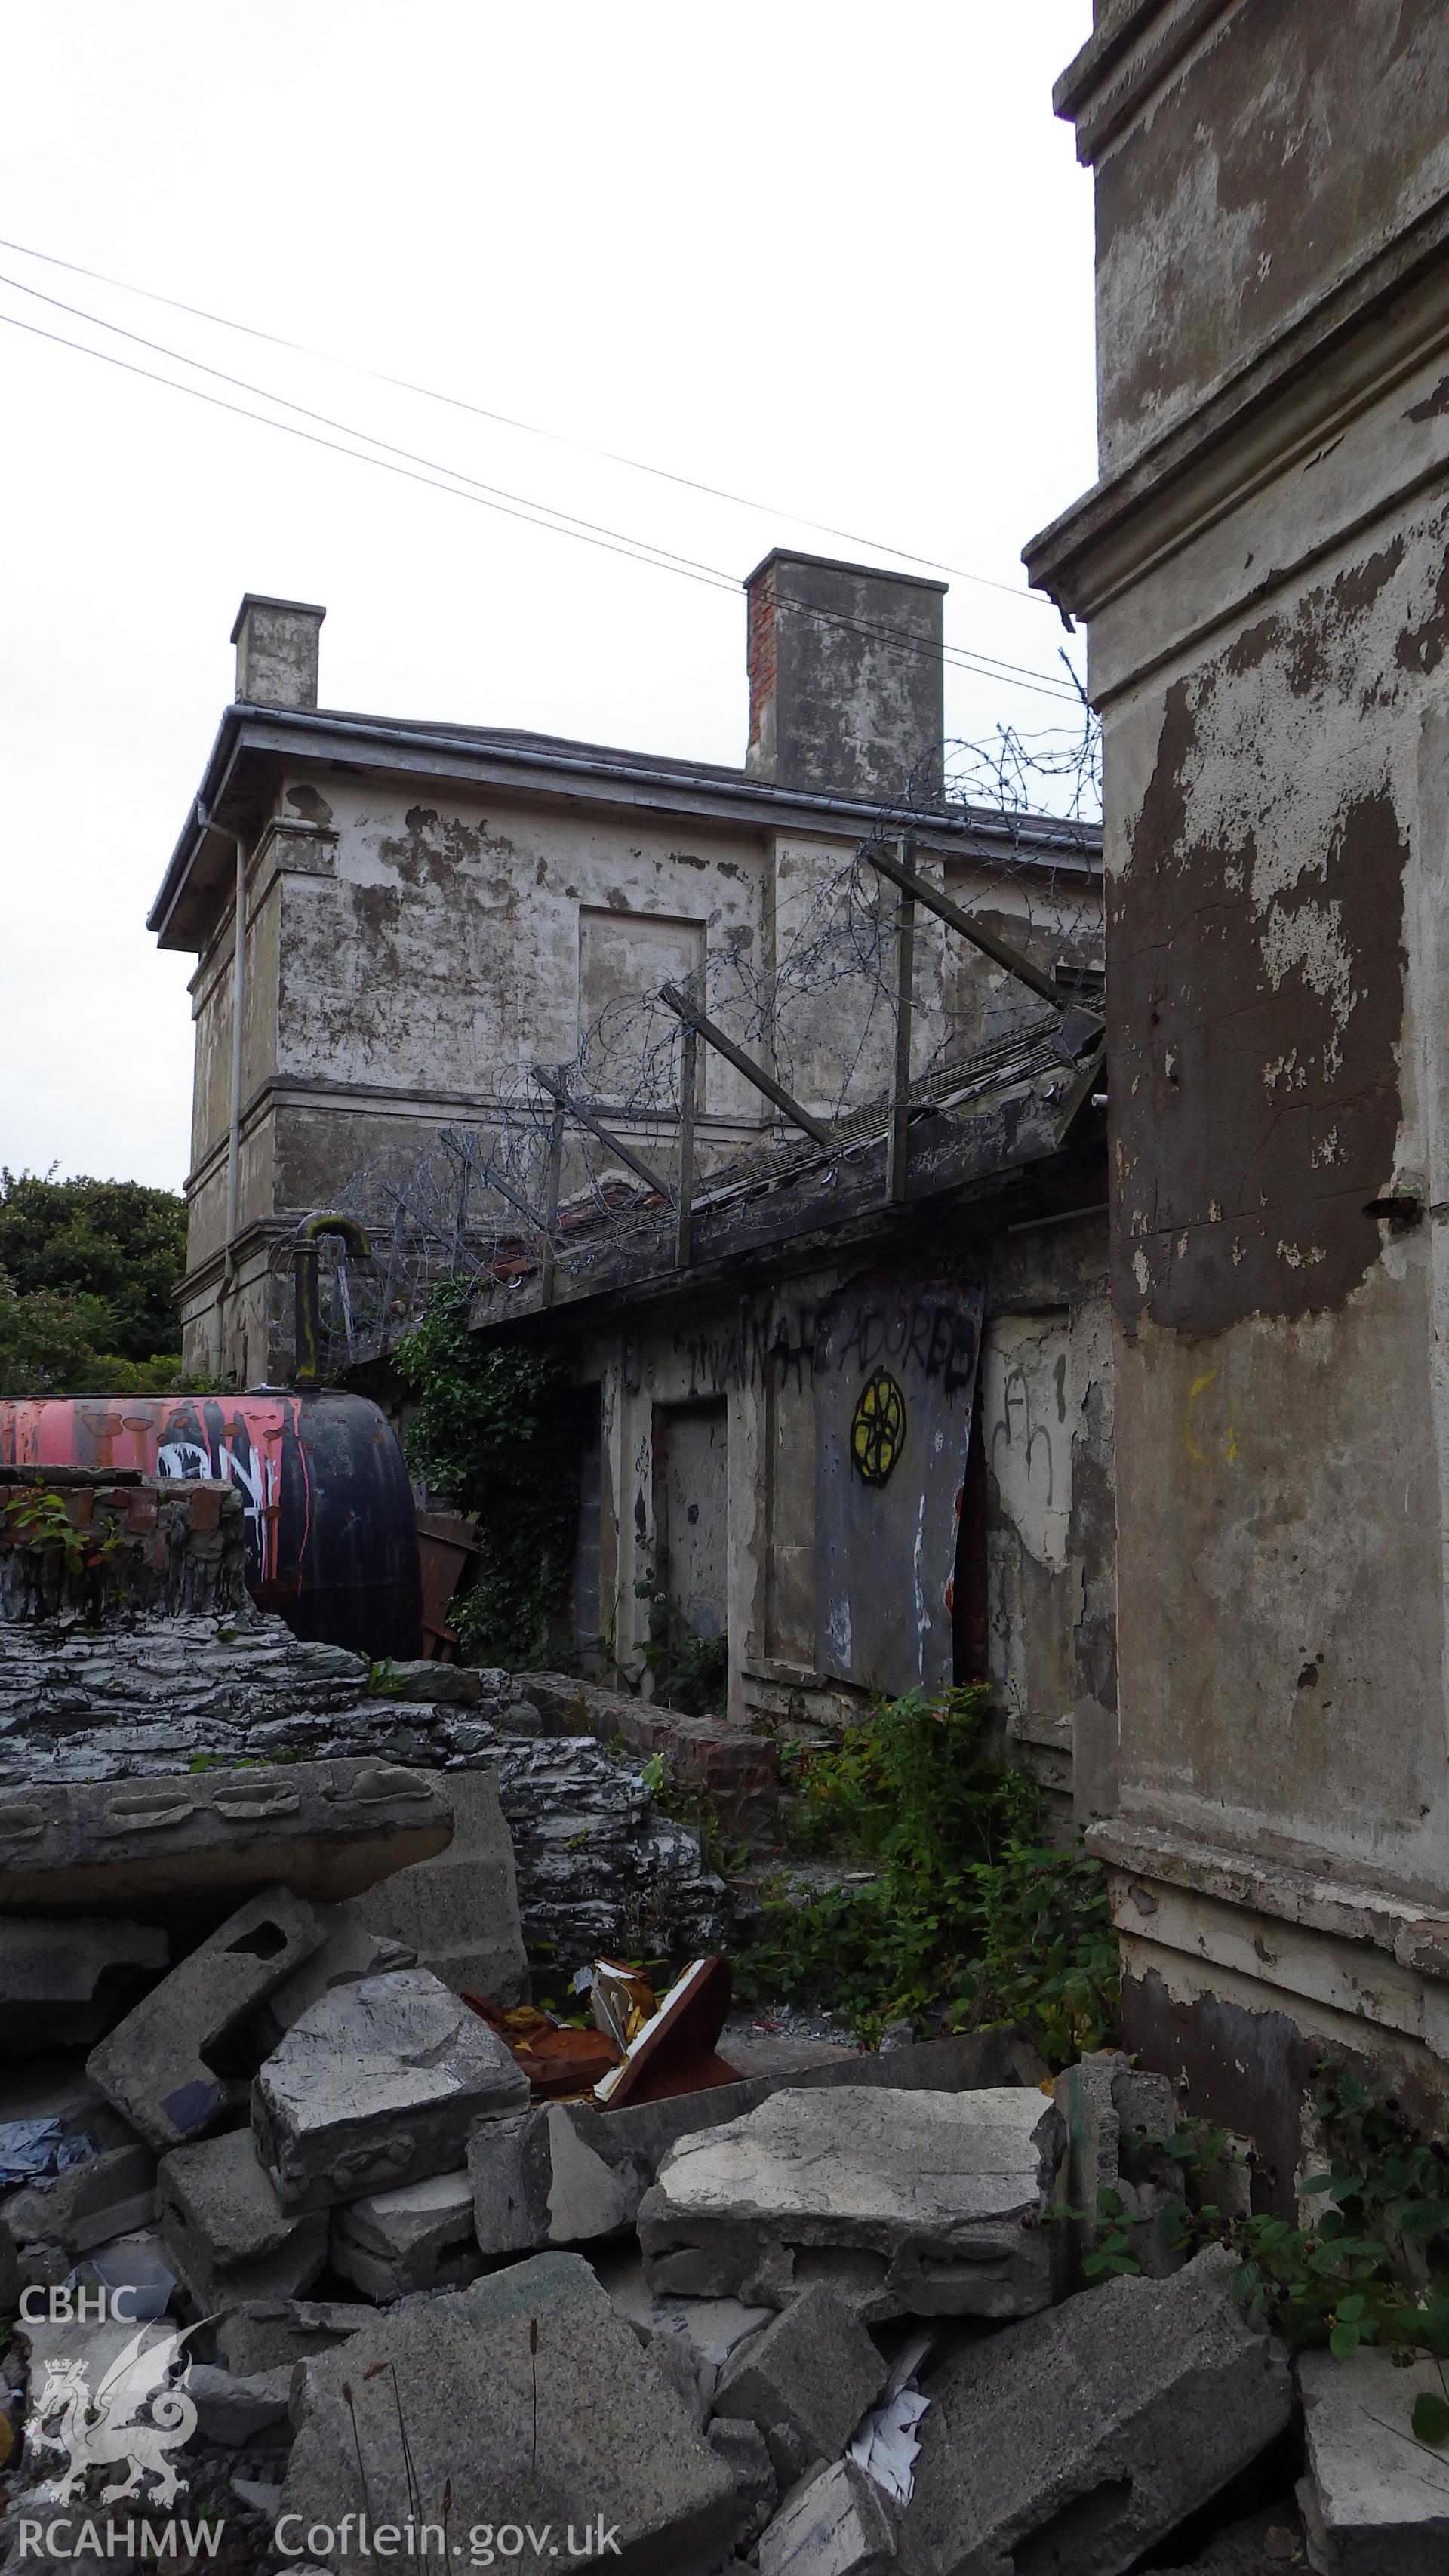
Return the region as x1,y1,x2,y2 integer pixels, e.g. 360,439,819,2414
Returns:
1032,0,1449,2147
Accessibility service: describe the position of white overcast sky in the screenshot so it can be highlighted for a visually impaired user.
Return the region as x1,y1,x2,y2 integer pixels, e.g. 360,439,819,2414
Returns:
2,2,1095,1196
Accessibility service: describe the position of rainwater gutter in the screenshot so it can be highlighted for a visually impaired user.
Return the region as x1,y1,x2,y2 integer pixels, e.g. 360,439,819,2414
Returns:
196,799,249,1353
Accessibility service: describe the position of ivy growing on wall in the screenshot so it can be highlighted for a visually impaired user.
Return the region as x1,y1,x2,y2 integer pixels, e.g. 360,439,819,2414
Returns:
395,1278,582,1668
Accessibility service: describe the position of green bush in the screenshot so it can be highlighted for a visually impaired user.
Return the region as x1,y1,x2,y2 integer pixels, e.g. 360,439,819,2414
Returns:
0,1168,186,1365
396,1279,582,1667
734,1685,1118,2063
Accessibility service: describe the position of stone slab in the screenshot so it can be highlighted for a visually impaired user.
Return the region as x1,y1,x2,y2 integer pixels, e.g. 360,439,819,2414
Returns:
471,2102,637,2257
1297,2346,1449,2574
329,2166,480,2299
279,2252,739,2576
253,1967,531,2209
713,2284,887,2471
157,2123,328,2310
214,2298,379,2377
2,2138,156,2262
1054,2048,1183,2285
0,1758,453,1913
469,2030,1051,2255
592,2247,774,2369
88,1884,325,2153
188,2360,294,2446
638,2088,1062,2318
251,1905,417,2052
900,2245,1293,2576
759,2461,897,2576
0,1915,168,2047
343,1767,528,2007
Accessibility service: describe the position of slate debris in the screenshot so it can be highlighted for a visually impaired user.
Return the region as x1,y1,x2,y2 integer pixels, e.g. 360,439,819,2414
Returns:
342,1765,529,2008
712,2284,888,2482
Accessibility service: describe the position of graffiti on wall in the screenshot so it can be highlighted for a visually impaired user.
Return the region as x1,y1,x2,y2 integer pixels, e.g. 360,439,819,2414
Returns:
675,1287,980,1403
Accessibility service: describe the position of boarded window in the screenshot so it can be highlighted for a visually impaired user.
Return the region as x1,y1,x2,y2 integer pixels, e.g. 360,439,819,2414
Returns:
578,908,706,1106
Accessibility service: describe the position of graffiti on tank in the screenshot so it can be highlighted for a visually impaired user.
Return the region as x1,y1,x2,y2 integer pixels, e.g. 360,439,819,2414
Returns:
155,1429,281,1582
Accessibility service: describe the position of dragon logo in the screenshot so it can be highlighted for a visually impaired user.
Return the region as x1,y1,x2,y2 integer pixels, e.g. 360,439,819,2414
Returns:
27,2320,201,2507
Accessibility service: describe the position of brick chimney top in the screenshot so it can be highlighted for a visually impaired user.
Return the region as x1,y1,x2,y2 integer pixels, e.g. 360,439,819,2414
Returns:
231,594,326,711
743,550,946,805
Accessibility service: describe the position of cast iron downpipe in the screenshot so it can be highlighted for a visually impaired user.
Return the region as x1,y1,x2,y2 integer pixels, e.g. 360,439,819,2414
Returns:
293,1212,373,1388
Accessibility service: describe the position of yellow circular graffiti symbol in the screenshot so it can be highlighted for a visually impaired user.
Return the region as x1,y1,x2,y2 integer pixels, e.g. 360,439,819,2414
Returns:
851,1367,906,1486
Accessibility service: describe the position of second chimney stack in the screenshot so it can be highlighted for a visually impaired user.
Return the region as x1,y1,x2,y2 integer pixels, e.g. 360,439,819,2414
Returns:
744,550,946,805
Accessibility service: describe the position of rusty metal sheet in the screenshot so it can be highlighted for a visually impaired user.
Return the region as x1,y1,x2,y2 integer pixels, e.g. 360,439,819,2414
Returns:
814,1274,985,1697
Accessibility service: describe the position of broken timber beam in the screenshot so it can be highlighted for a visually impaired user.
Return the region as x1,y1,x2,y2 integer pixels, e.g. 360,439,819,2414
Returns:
657,981,835,1150
675,1019,698,1270
865,837,1103,1031
531,1067,675,1205
438,1128,554,1248
886,835,915,1204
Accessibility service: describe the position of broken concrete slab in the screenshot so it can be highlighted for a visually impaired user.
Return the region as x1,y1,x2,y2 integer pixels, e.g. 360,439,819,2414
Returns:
471,2101,637,2257
0,1757,452,1914
157,2123,328,2309
250,1905,417,2053
713,2283,888,2479
2,2137,156,2268
343,1766,528,2008
900,2245,1293,2576
1054,2048,1183,2283
759,2461,897,2576
253,1966,531,2209
280,2251,740,2576
638,2088,1062,2317
466,2030,1045,2254
0,1915,168,2048
1297,2345,1449,2573
214,2297,378,2377
88,1883,325,2152
329,2166,480,2300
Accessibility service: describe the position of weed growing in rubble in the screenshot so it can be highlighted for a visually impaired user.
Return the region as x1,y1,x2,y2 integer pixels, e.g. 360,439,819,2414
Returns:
396,1279,583,1665
1088,2068,1449,2435
733,1684,1118,2064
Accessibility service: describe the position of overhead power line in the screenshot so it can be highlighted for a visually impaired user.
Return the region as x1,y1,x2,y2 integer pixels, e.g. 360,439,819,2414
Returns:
0,295,1084,705
0,230,1060,613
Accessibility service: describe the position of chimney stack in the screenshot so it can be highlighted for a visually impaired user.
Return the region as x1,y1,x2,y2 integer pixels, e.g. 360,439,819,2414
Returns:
744,550,946,805
232,594,326,710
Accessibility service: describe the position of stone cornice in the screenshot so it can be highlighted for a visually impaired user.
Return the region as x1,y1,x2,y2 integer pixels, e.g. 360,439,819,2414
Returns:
1054,0,1238,165
1025,197,1449,626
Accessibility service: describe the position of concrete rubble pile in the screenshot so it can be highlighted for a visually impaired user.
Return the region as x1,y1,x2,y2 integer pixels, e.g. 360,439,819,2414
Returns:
0,1487,1386,2573
2,1975,1326,2576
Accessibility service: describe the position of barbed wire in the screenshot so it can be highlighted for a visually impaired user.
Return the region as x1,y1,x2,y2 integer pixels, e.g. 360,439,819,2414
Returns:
283,715,1103,1376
